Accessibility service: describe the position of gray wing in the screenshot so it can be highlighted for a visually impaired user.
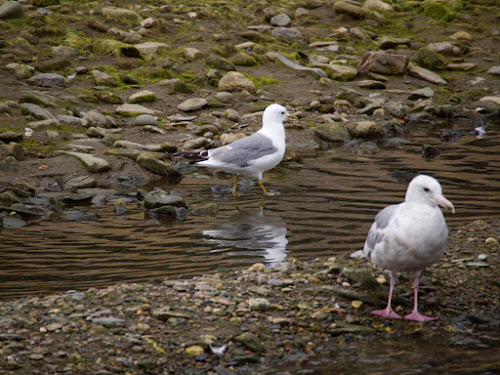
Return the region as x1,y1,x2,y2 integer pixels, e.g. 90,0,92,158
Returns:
208,133,277,168
363,204,399,259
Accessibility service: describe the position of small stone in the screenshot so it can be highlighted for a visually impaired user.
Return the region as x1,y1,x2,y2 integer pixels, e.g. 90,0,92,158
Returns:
136,154,181,177
28,73,66,87
270,13,291,27
325,64,358,81
58,151,111,173
249,298,270,311
92,70,119,86
178,98,208,112
20,103,56,120
315,122,351,142
486,66,500,76
143,189,187,210
271,27,303,42
351,300,363,309
248,263,266,272
450,31,472,41
186,346,204,356
129,90,157,104
408,87,435,100
220,133,246,145
218,71,256,93
0,1,25,19
235,332,265,353
116,103,158,116
350,121,385,139
135,114,158,126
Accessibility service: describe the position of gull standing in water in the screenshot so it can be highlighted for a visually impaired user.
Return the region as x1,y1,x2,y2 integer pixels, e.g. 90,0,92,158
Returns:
195,103,297,196
354,175,455,322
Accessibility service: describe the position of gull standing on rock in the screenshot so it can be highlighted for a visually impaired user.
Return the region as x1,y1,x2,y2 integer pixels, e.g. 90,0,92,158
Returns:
354,174,455,322
194,103,297,196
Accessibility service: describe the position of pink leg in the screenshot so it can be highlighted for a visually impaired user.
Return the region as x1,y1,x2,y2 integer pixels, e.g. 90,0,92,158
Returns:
404,272,438,322
371,272,402,319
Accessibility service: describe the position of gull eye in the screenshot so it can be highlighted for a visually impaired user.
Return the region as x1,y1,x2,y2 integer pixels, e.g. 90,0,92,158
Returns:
281,111,285,115
423,187,430,192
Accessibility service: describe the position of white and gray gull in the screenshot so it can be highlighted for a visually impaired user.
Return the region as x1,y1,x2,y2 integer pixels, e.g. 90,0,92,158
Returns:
356,174,455,322
195,103,297,196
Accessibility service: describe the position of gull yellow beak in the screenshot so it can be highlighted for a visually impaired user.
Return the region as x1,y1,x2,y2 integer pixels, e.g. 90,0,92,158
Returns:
288,114,298,121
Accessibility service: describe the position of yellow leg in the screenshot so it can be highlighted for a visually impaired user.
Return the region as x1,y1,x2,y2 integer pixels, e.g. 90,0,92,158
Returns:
232,176,239,196
258,179,269,196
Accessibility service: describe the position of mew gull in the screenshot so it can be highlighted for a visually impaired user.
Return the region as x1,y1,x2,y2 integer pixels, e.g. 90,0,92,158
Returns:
195,103,297,196
356,174,455,322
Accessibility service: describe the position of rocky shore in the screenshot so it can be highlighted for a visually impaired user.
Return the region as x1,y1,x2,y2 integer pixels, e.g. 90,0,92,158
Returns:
0,218,498,374
0,0,499,225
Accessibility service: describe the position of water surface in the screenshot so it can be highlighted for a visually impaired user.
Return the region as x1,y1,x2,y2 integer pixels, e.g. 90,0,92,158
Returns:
1,122,499,300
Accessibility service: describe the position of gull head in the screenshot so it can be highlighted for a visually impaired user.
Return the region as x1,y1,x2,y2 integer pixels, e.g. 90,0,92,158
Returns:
406,174,455,214
263,103,297,125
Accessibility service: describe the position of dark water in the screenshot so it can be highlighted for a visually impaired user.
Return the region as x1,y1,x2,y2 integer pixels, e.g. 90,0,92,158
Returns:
1,123,499,300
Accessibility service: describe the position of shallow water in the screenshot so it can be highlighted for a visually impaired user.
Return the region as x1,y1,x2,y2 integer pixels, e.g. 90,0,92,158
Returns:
1,121,499,300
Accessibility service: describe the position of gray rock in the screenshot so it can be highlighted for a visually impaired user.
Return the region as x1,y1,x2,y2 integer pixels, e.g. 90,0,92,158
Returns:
271,27,303,42
116,104,158,116
0,132,22,143
91,70,119,86
35,57,71,73
486,66,500,76
378,36,410,49
128,90,157,104
0,212,26,228
7,142,27,161
357,79,386,89
143,189,187,210
325,64,358,81
218,71,256,93
408,87,435,100
183,137,208,150
57,115,88,127
20,103,56,120
92,317,125,328
101,6,143,26
58,151,111,173
206,54,236,71
14,64,32,79
215,91,233,103
270,13,291,27
136,153,181,177
266,52,327,79
135,114,158,126
417,47,448,71
333,1,368,18
349,121,385,139
27,73,66,87
108,27,142,44
236,332,265,353
315,122,351,142
52,46,80,59
248,297,270,311
408,63,447,85
134,42,169,57
0,1,24,19
428,42,459,55
363,0,394,11
358,52,409,75
83,110,111,128
177,98,208,112
19,92,57,107
64,176,97,191
224,108,240,121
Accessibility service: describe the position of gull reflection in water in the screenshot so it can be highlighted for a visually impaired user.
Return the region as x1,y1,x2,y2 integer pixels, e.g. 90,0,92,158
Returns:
202,208,288,266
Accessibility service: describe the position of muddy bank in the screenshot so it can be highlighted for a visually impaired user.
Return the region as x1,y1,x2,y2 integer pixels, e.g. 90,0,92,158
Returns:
0,218,498,374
